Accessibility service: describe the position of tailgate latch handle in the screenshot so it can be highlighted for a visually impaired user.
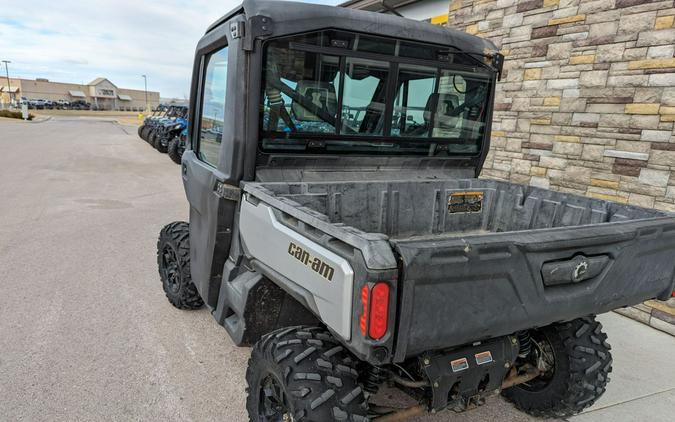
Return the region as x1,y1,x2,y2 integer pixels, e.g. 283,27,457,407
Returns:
572,260,589,282
541,255,609,287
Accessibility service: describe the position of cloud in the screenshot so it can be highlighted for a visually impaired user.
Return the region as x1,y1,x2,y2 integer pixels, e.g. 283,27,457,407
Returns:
0,0,342,98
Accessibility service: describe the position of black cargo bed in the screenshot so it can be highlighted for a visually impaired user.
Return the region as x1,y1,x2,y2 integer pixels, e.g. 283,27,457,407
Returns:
244,179,675,359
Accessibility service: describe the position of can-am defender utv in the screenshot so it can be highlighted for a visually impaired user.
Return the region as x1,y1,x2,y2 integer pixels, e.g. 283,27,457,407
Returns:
156,1,675,420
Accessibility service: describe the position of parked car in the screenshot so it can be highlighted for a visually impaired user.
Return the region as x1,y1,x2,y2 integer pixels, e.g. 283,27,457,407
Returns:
56,99,71,110
70,100,91,110
29,99,46,109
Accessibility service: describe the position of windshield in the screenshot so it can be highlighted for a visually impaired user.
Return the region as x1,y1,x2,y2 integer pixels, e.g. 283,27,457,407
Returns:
260,30,493,156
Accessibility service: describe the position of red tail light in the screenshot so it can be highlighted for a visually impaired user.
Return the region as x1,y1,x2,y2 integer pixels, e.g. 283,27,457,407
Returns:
359,285,369,336
672,290,675,297
368,282,390,340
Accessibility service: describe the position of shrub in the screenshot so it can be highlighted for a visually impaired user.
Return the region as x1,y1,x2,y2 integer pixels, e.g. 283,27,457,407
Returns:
0,109,34,120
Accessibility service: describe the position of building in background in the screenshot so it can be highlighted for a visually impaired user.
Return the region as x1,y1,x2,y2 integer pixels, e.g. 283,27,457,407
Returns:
342,0,675,212
0,77,160,111
339,0,450,23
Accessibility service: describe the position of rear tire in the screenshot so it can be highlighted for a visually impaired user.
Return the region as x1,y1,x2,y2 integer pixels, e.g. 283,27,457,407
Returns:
246,326,369,422
137,125,144,139
167,137,183,164
157,221,203,310
502,316,612,418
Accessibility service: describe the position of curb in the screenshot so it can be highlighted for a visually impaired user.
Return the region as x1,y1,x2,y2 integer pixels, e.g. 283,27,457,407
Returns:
28,116,52,123
614,298,675,337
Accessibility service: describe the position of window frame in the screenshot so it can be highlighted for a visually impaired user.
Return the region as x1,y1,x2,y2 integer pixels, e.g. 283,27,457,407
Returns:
195,43,230,169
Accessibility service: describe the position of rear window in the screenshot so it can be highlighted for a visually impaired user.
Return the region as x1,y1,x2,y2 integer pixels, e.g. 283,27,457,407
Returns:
260,30,493,156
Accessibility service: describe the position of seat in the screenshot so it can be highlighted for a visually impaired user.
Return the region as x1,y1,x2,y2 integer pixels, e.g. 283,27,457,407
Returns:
291,80,338,122
423,93,460,130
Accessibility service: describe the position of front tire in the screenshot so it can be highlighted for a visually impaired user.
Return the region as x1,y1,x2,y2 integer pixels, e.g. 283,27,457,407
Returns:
141,126,151,141
246,326,368,422
167,136,184,164
503,316,612,418
157,221,203,310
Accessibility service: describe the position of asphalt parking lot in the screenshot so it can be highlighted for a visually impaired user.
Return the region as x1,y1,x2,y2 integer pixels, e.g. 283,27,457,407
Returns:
1,117,674,421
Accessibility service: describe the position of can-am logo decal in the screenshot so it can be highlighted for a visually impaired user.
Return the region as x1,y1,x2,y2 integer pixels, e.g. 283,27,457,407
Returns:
288,242,335,281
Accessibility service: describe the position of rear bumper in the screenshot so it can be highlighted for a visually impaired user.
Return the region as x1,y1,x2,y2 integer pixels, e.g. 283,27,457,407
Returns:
392,217,675,361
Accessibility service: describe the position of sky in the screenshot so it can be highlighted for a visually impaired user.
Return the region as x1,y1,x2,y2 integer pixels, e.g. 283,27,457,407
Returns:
0,0,341,99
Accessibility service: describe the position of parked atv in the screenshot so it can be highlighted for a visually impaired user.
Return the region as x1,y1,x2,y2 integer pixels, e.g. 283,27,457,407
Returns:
143,106,185,149
156,1,675,421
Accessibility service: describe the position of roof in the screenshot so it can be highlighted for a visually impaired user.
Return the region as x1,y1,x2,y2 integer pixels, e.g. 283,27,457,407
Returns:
117,94,133,101
1,86,19,93
88,77,117,88
205,0,496,56
68,90,86,97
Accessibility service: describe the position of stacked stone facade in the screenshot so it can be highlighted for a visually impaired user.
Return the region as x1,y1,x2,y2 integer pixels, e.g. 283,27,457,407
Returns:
447,0,675,210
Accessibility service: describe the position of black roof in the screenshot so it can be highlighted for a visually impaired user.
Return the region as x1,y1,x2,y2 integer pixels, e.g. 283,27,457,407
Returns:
206,0,497,56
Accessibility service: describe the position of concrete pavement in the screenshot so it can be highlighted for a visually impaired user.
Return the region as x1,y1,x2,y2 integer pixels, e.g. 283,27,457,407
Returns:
0,118,674,421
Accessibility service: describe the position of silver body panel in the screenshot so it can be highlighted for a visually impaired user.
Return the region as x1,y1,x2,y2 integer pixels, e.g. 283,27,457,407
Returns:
239,195,355,340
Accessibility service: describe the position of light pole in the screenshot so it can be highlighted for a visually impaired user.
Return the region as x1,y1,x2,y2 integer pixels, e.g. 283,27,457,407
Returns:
141,74,148,111
2,60,12,107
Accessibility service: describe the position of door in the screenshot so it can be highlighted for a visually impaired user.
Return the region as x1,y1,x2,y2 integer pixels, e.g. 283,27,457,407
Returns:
182,43,236,308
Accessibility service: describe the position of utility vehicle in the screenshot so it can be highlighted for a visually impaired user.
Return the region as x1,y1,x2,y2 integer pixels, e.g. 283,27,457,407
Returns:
138,106,165,139
156,1,675,420
139,105,177,143
153,106,188,153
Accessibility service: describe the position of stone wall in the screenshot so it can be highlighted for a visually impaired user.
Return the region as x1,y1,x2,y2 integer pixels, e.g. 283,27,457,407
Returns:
447,0,675,210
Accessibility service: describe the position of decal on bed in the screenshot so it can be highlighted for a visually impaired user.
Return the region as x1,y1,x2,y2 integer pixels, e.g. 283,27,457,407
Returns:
288,242,335,281
448,192,484,214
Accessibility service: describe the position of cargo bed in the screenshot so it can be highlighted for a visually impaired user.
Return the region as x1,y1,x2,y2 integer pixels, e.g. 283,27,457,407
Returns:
241,179,675,360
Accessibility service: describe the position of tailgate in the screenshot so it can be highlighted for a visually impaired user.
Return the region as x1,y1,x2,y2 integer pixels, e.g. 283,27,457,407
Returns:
391,218,675,361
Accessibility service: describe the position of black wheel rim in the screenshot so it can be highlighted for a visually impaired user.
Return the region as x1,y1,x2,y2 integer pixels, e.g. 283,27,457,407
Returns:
258,373,291,422
161,245,181,294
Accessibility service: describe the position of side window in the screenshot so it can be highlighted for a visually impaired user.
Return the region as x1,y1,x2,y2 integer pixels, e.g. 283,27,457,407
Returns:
198,46,229,167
